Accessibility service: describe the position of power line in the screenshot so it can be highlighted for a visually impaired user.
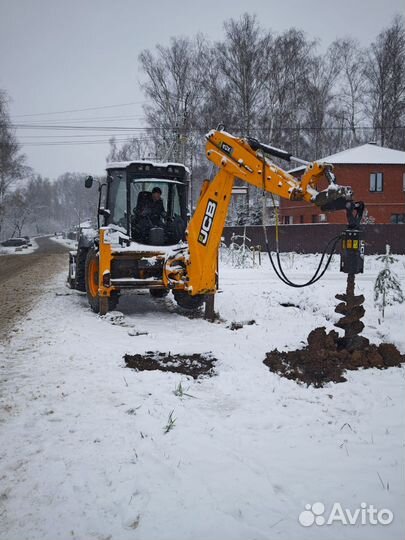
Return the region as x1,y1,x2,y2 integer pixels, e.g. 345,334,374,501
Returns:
18,133,142,139
11,101,145,118
18,136,156,147
6,122,405,149
12,123,149,131
13,114,146,125
12,123,405,132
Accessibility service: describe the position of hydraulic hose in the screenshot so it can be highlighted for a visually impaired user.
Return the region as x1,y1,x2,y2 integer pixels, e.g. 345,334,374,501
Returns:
260,153,342,288
262,224,342,288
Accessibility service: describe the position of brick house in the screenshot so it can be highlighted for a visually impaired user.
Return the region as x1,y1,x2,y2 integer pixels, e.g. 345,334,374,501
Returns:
280,143,405,224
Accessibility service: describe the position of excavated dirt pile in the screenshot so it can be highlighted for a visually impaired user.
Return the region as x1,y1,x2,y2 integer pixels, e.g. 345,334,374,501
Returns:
124,352,216,379
264,327,405,387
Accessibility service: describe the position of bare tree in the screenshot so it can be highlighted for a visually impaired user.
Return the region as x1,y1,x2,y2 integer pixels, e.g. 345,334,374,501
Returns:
216,13,272,136
365,15,405,147
196,44,239,133
106,136,153,162
0,90,28,238
301,44,342,159
331,38,367,147
139,35,208,163
214,13,272,213
4,189,31,238
261,28,314,155
136,15,404,224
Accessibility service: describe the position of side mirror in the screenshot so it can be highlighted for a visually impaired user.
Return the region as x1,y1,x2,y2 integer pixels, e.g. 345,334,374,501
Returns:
98,207,111,217
85,176,93,189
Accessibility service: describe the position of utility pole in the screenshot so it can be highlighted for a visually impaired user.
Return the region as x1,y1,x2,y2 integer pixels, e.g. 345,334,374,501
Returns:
180,93,189,165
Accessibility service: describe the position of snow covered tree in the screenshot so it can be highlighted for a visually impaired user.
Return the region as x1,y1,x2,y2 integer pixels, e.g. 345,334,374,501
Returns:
234,196,249,226
361,208,376,224
248,196,263,225
374,244,404,322
226,229,255,268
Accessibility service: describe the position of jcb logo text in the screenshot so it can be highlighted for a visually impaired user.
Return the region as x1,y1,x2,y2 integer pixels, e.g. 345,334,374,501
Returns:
198,200,217,246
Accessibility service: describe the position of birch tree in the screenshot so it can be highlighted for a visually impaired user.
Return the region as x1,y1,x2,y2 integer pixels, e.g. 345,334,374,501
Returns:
365,15,405,148
216,13,272,136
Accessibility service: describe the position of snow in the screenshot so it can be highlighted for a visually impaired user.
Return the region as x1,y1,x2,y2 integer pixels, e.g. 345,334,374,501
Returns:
103,228,182,255
106,160,191,175
49,235,78,250
0,237,38,256
112,243,181,254
289,143,405,173
0,253,404,540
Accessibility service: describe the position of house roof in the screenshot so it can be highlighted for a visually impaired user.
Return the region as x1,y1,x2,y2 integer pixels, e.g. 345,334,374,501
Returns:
289,143,405,173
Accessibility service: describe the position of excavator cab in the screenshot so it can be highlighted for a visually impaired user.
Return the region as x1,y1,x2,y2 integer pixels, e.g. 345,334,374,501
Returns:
105,161,189,246
68,160,196,315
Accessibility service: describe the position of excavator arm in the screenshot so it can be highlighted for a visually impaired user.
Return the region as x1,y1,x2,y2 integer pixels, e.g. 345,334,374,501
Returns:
163,129,355,297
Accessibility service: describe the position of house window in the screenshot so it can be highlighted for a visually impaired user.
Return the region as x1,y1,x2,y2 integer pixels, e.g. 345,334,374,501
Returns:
403,173,405,192
300,215,304,224
390,213,405,224
283,215,293,224
370,172,383,192
311,215,318,223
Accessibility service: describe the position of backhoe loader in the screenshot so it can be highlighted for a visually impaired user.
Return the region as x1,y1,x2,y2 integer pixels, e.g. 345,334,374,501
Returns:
68,128,364,315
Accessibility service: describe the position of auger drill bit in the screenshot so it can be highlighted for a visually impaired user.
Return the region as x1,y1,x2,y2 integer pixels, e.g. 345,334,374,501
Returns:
335,202,368,351
335,274,368,350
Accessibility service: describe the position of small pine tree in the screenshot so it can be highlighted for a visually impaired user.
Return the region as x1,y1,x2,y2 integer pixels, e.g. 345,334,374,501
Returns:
248,204,263,225
235,197,249,226
374,244,404,322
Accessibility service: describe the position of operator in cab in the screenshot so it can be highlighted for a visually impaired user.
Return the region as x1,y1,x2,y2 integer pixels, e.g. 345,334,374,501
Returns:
131,186,167,244
150,186,166,226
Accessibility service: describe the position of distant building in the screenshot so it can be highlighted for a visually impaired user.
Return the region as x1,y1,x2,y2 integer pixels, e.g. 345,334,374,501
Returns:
280,143,405,224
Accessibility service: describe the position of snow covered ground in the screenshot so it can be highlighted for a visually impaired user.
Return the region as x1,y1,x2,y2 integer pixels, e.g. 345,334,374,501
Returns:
49,234,78,250
0,253,404,540
0,237,38,256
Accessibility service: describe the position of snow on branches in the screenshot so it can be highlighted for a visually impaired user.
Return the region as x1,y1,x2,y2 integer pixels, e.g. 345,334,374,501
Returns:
374,244,404,323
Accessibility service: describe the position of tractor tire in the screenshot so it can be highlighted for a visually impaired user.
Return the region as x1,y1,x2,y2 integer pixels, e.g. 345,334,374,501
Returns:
75,248,87,292
173,290,205,310
67,253,76,289
149,288,169,299
85,248,118,314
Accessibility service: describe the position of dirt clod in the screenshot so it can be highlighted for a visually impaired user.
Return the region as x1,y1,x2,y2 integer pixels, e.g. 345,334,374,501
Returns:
264,327,405,387
124,352,216,379
228,320,256,331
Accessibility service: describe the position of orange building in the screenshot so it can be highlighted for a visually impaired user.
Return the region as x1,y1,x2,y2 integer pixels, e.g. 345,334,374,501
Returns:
280,143,405,224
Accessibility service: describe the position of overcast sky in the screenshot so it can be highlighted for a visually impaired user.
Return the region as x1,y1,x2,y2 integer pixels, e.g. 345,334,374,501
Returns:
0,0,403,179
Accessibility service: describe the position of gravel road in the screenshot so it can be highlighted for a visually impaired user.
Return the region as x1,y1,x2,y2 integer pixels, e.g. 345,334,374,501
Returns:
0,237,69,343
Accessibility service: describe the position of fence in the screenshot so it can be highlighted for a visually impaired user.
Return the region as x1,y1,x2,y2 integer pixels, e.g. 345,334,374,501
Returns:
222,224,405,255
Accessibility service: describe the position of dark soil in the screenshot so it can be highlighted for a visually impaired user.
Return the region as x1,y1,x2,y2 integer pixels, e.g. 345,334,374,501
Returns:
264,327,405,388
124,352,216,379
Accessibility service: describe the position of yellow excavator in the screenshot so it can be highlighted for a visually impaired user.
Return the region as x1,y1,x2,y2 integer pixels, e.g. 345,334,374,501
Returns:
68,128,364,315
